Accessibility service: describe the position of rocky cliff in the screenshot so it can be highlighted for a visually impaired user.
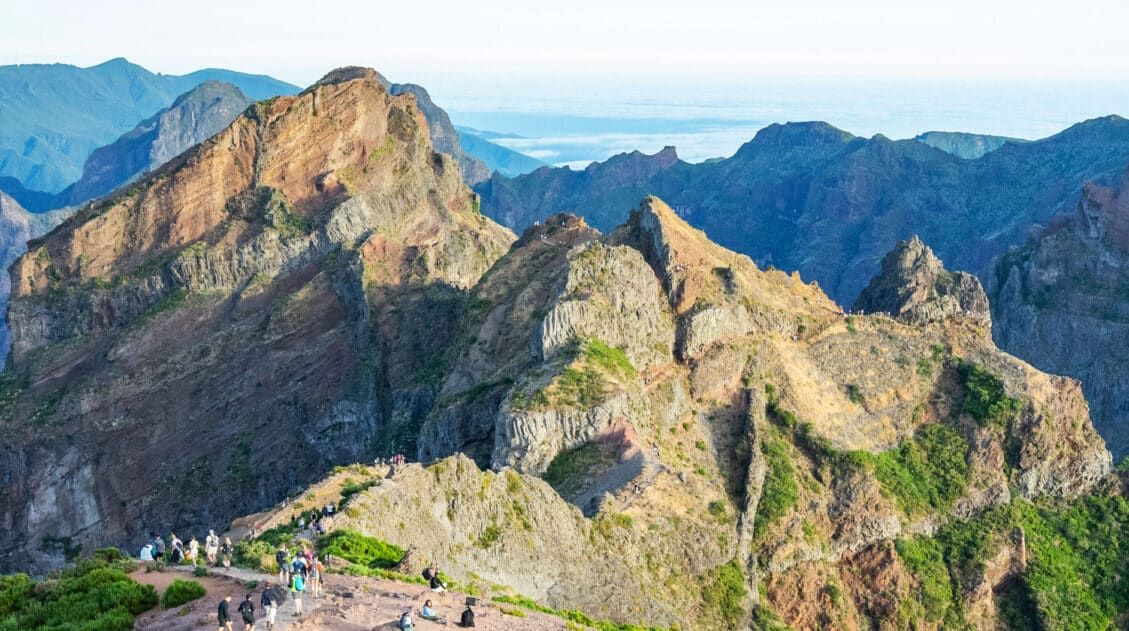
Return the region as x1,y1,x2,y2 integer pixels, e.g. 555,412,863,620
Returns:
0,193,67,357
52,81,254,208
0,66,513,572
476,116,1129,467
854,235,991,327
345,197,1109,629
913,131,1022,159
0,58,298,193
991,168,1129,459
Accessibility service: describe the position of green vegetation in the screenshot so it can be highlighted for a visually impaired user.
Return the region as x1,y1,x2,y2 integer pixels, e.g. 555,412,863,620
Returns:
492,594,669,631
475,524,501,548
232,538,277,572
846,384,862,404
894,537,956,622
892,494,1129,628
754,438,798,539
0,548,157,631
340,477,378,502
703,559,747,627
956,361,1023,428
865,424,970,516
513,338,636,412
0,370,27,420
707,500,728,520
318,529,404,570
161,579,205,608
543,442,616,497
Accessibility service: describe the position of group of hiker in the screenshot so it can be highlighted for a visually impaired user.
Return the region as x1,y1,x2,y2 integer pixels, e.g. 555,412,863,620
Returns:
396,564,476,629
140,529,232,568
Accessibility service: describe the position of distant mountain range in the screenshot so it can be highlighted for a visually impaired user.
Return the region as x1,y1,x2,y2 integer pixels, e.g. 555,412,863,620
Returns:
456,127,547,176
0,58,299,192
477,116,1129,456
914,130,1025,159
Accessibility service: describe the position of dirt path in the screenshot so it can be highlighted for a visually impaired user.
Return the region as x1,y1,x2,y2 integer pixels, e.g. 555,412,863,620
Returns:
133,563,327,630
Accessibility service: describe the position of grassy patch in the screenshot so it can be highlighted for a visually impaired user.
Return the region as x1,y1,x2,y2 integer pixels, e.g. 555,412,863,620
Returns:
162,579,205,608
340,477,378,502
492,594,668,631
894,537,955,622
956,361,1023,429
865,424,969,516
754,438,798,539
543,442,617,497
318,529,403,570
703,559,747,627
0,549,157,630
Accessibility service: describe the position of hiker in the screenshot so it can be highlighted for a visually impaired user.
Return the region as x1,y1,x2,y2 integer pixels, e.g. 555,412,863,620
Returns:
221,536,234,568
276,546,289,585
428,565,446,593
290,568,306,616
238,593,255,630
421,600,441,622
218,594,233,631
154,533,166,565
399,609,414,631
188,536,199,564
298,516,305,530
303,544,315,567
170,535,184,565
291,552,307,579
206,530,220,564
260,583,279,630
307,555,322,598
459,604,476,628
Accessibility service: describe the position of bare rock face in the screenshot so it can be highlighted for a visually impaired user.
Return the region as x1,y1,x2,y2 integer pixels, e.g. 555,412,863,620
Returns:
991,168,1129,458
853,235,991,327
0,67,513,572
56,81,254,208
0,193,68,357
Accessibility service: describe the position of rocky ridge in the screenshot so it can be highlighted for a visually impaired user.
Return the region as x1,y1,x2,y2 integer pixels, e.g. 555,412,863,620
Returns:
0,66,512,572
991,167,1129,458
854,235,991,327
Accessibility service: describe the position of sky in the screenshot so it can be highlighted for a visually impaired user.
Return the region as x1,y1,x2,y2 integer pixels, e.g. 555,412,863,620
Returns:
4,0,1129,87
5,0,1129,165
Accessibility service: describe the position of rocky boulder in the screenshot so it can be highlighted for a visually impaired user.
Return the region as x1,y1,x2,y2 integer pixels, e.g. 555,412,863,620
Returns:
853,235,991,327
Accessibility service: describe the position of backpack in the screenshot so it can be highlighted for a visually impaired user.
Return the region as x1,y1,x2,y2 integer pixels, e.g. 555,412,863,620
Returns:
460,607,475,627
421,567,433,581
276,550,286,565
292,575,305,592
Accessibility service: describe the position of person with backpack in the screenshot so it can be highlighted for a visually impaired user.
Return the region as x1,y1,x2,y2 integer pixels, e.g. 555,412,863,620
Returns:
428,565,447,593
217,594,233,631
459,604,476,628
290,569,306,616
260,583,279,630
398,609,414,631
275,546,289,586
307,556,322,599
188,536,200,564
221,536,234,568
206,530,220,565
237,593,255,630
154,534,166,565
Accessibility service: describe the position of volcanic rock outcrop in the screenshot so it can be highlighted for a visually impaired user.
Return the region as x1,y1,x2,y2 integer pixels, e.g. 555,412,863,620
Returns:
0,67,512,571
853,235,991,326
991,167,1129,458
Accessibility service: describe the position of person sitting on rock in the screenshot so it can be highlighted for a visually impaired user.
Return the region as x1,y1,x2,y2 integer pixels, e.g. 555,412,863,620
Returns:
428,566,446,593
421,599,441,622
399,609,414,630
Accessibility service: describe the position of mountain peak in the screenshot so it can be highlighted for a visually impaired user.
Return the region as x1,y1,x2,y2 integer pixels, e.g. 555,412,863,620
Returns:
853,235,990,326
310,66,383,89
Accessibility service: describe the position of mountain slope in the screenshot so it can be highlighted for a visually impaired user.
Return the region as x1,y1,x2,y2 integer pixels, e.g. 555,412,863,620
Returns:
477,117,1129,455
258,197,1109,629
990,168,1129,458
457,128,547,176
0,192,68,357
0,58,298,192
0,66,512,572
52,80,254,208
914,130,1024,159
